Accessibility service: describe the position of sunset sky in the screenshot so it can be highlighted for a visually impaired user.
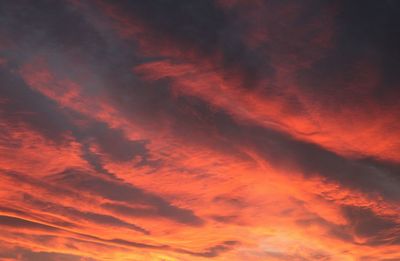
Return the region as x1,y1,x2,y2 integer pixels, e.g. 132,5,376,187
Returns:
0,1,400,260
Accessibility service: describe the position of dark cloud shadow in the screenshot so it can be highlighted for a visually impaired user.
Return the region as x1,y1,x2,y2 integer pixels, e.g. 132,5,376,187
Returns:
47,168,204,226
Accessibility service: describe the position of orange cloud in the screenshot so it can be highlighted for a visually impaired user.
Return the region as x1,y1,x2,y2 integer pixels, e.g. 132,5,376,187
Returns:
0,0,399,260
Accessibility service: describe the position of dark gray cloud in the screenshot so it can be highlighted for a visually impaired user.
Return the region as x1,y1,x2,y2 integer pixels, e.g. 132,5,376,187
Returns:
76,121,155,180
0,216,195,256
0,246,97,261
0,0,107,64
0,215,60,232
0,67,73,142
48,168,204,226
116,0,225,52
342,205,400,246
0,67,153,171
176,240,239,258
212,114,400,201
83,122,149,163
0,206,78,229
296,214,355,244
108,0,273,88
101,201,201,227
296,205,400,247
297,0,400,107
1,170,80,200
22,194,150,235
3,168,203,230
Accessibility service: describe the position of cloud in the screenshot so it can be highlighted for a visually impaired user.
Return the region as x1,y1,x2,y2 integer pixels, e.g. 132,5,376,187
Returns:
0,244,97,261
341,205,400,246
47,168,204,226
0,67,73,143
0,215,60,232
22,194,150,235
177,240,240,258
0,0,399,260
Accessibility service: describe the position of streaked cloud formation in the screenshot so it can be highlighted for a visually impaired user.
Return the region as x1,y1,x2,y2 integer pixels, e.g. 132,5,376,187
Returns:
0,0,399,260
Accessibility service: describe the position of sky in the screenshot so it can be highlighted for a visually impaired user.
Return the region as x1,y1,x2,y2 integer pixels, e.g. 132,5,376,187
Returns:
0,0,399,260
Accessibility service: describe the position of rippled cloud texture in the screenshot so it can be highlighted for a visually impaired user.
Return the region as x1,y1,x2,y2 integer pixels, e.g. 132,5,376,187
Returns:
0,1,400,260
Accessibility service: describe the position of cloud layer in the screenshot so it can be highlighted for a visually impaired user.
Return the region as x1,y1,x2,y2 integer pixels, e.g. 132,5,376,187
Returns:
0,0,399,260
